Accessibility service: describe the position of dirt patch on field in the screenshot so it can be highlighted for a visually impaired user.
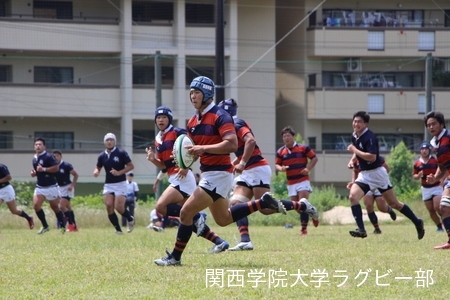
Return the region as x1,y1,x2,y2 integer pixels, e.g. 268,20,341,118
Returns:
322,206,402,225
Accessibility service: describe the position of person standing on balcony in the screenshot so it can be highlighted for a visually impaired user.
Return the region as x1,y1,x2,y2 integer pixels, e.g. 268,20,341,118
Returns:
53,150,79,232
423,112,450,249
347,111,424,239
0,163,34,229
275,126,319,236
93,133,135,234
31,137,66,234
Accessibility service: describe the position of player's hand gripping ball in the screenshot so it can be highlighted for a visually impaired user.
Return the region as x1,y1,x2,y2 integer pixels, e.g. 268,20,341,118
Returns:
173,134,195,169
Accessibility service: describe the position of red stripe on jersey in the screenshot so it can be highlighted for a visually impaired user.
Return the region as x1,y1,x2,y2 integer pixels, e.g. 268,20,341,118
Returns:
187,107,236,172
276,144,316,185
235,121,268,169
413,157,440,188
155,130,178,176
435,132,450,174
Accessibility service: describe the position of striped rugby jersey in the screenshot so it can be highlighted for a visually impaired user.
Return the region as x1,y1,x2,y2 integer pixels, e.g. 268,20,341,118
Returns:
187,104,236,172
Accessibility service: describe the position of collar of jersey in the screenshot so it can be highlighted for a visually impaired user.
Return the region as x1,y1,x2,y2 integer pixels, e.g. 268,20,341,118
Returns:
34,150,47,159
197,102,215,120
430,129,446,148
353,127,368,139
157,125,173,144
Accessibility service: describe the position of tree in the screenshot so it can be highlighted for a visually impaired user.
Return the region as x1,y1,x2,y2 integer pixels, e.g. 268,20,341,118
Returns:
386,141,419,194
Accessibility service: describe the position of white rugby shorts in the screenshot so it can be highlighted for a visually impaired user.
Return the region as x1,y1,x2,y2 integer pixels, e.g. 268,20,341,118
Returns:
199,171,234,199
0,185,15,202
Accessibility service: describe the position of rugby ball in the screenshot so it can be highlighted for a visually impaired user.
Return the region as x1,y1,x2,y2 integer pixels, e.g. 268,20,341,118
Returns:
173,134,195,169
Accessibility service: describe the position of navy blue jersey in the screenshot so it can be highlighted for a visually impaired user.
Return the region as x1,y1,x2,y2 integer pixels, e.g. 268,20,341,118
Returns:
0,163,11,188
54,161,74,186
32,151,58,187
96,147,132,184
351,129,382,171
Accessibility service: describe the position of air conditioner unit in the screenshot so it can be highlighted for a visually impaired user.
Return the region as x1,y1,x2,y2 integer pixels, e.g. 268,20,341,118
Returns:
347,58,362,72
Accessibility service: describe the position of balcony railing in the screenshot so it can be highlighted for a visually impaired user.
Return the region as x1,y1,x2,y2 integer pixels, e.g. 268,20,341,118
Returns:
0,14,120,24
309,9,450,29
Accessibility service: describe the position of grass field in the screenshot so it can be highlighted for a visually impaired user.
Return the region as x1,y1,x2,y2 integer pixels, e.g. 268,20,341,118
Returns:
0,207,447,300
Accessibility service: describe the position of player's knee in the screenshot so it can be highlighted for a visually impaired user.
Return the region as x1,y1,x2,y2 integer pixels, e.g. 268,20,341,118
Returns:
229,194,250,206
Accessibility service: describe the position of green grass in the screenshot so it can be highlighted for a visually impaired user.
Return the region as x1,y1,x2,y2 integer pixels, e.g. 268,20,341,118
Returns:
0,207,447,300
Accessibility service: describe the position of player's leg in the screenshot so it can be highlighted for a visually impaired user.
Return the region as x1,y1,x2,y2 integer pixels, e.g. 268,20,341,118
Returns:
48,196,66,233
432,194,443,231
381,188,424,239
114,194,134,233
121,201,129,227
229,183,254,250
104,192,122,233
1,185,34,229
33,189,49,234
154,187,213,266
59,197,70,226
296,190,310,235
374,195,397,221
364,193,381,234
434,186,450,249
348,180,368,238
278,181,319,227
424,197,442,230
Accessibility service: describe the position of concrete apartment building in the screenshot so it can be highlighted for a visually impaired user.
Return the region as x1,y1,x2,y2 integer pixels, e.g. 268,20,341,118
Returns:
0,0,449,187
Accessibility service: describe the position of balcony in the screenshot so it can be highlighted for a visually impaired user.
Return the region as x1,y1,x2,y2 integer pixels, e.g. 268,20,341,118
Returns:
306,88,450,120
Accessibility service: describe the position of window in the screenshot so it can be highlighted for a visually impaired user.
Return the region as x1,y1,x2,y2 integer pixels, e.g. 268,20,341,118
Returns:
367,94,384,114
185,56,215,84
445,10,450,27
308,11,317,26
33,1,73,19
0,65,12,82
186,2,214,24
133,66,174,85
322,133,422,151
34,132,74,149
308,74,316,88
132,1,173,23
34,67,73,84
0,131,13,149
0,0,8,17
418,94,435,114
418,32,435,51
368,31,384,50
308,137,316,150
133,130,155,149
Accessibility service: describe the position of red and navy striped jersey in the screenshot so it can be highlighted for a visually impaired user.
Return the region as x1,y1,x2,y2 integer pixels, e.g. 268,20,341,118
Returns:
276,143,316,185
187,105,236,172
155,126,187,176
433,129,450,174
233,117,268,169
413,156,440,188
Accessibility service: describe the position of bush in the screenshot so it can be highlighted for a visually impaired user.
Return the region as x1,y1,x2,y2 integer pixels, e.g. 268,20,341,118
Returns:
11,181,35,207
71,193,104,209
386,141,420,195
